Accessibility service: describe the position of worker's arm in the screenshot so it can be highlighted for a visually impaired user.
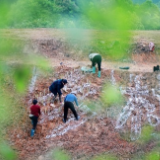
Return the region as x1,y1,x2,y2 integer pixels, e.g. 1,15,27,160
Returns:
74,96,79,106
57,85,62,102
64,95,67,104
59,95,62,103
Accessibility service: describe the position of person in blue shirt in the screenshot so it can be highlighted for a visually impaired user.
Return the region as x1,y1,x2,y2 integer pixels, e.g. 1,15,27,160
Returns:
49,79,67,103
63,92,80,123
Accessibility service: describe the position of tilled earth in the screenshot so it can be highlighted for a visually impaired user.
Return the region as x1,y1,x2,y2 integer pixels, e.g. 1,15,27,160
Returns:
8,64,160,160
2,29,160,160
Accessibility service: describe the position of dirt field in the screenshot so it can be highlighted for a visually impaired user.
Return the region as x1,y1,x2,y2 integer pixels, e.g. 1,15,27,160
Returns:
2,29,160,160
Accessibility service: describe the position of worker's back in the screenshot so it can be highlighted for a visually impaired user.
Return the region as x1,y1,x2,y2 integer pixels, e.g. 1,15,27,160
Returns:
30,104,41,117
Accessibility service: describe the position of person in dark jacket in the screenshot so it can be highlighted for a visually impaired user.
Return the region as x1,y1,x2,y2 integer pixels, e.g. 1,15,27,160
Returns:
49,79,67,103
29,99,41,137
89,53,102,78
63,92,80,123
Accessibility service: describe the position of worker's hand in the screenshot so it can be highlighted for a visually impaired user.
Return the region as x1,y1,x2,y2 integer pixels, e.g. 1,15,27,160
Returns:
60,102,64,105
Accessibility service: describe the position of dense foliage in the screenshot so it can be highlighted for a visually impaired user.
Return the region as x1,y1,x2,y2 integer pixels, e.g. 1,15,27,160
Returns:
133,0,160,3
0,0,159,29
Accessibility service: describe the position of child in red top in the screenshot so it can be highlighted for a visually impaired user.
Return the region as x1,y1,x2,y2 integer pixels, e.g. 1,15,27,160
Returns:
30,99,41,137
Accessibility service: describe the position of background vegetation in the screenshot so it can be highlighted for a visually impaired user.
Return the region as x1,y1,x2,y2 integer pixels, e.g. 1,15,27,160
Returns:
0,0,160,30
0,0,160,159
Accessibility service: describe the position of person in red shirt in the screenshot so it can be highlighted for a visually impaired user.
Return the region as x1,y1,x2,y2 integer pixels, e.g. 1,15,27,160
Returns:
149,42,155,52
29,99,41,137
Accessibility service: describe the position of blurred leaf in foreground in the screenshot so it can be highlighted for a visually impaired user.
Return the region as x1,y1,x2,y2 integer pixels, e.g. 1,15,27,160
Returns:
0,143,17,160
52,148,71,160
81,0,133,60
12,64,32,93
101,84,123,107
92,154,117,160
0,93,12,127
138,125,154,144
144,150,160,160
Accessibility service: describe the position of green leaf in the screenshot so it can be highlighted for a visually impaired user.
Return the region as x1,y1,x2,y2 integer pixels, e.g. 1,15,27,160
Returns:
101,84,123,107
13,64,31,93
145,151,160,160
0,143,17,160
52,149,71,160
138,125,154,144
92,154,117,160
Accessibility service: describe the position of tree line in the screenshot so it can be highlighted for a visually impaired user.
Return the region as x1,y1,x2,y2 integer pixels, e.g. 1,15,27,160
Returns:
1,0,160,29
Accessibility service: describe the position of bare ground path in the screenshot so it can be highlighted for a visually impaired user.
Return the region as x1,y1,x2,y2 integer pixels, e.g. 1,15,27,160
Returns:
49,58,157,73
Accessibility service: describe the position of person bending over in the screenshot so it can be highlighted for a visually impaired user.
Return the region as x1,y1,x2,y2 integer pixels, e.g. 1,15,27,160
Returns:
49,79,67,103
89,52,102,78
63,92,80,123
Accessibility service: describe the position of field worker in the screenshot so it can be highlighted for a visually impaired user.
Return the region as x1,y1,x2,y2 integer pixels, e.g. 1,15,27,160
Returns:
89,52,102,78
149,42,155,52
49,79,67,103
29,99,41,137
63,92,80,123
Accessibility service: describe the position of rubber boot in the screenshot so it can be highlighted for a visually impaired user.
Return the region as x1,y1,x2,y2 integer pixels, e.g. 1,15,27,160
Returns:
30,129,35,137
92,66,96,74
98,71,101,78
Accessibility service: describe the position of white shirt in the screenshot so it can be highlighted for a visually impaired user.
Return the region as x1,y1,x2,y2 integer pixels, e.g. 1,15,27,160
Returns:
149,42,154,51
89,53,99,60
